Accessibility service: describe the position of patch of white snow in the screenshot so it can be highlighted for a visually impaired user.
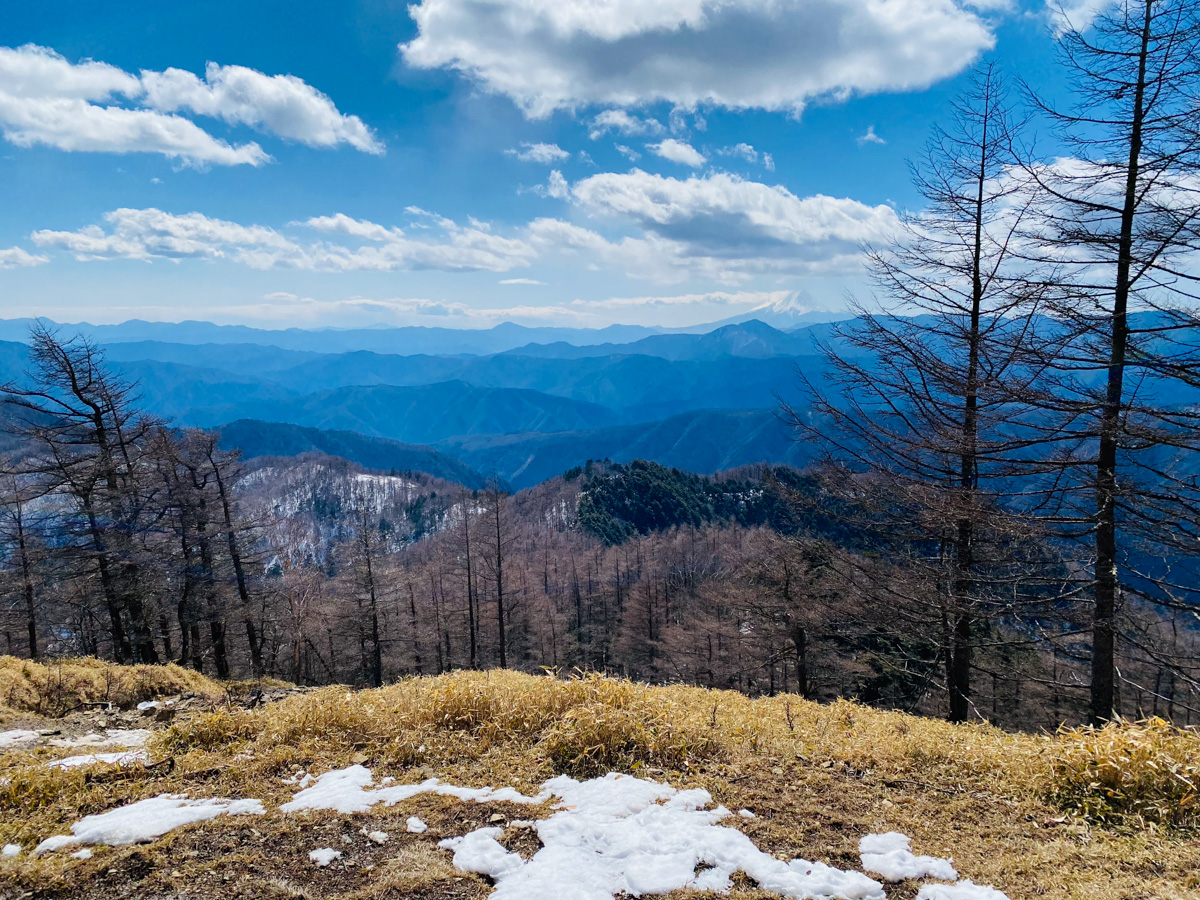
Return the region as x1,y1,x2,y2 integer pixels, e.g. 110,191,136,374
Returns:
309,848,342,867
441,772,885,900
859,832,957,882
48,750,148,769
33,794,265,854
440,827,525,879
70,848,93,859
50,729,152,749
2,843,21,857
0,729,39,748
280,765,545,814
406,816,428,834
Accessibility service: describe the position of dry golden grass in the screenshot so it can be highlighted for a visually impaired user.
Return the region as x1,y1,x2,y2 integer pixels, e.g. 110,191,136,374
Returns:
2,666,1199,900
1048,716,1200,831
0,655,226,717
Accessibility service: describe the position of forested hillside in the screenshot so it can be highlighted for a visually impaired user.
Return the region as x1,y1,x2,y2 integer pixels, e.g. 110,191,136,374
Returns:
0,327,1195,735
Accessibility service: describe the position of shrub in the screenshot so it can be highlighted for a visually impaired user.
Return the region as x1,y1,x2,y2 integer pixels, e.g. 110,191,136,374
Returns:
0,656,224,717
1048,718,1200,830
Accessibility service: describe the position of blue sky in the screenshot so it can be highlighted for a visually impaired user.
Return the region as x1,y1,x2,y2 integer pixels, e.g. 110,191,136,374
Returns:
0,0,1089,330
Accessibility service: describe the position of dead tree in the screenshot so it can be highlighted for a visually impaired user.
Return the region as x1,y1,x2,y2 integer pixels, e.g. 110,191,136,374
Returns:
1020,0,1200,722
785,66,1053,721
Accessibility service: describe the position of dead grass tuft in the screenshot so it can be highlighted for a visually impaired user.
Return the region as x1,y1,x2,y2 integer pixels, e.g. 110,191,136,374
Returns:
1048,717,1200,831
0,655,225,717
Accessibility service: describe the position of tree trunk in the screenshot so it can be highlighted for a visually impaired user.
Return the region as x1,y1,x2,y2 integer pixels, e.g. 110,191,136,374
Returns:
1091,0,1151,726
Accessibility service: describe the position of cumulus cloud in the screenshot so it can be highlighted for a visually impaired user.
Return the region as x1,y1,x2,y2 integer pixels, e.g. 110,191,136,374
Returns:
400,0,995,118
588,109,665,139
140,63,382,153
544,170,569,199
647,138,706,167
857,125,886,146
33,207,536,273
570,169,899,270
719,143,758,164
0,44,379,165
0,246,49,268
26,166,901,286
506,141,570,163
1047,0,1113,36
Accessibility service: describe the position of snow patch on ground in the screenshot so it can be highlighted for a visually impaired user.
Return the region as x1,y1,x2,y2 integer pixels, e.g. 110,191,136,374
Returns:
49,729,152,749
33,794,265,854
406,816,428,834
70,848,93,860
917,882,1010,900
279,764,545,814
1,844,20,857
309,848,342,867
439,772,886,900
0,729,39,748
47,750,149,769
859,832,957,882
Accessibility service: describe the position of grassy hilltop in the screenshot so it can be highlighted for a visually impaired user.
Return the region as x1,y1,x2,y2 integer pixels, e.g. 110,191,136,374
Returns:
0,657,1198,900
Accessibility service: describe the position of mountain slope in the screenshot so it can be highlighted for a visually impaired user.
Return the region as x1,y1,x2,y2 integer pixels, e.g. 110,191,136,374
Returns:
216,419,485,488
101,341,321,372
438,407,814,489
190,381,621,444
503,320,821,361
276,349,823,420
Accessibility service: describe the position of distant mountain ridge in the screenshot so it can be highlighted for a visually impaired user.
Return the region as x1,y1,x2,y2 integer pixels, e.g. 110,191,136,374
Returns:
0,318,670,356
502,319,823,361
437,407,814,489
217,419,485,488
186,380,622,444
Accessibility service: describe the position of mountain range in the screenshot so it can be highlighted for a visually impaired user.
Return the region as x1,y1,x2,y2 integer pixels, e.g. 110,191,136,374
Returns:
0,312,844,487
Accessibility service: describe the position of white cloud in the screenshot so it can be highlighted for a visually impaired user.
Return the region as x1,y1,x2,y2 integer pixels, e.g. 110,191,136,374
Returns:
1047,0,1113,36
570,169,899,271
140,63,383,154
506,141,570,163
588,109,665,139
499,277,546,284
719,143,758,164
208,293,581,326
857,125,886,146
762,153,775,172
25,167,901,287
615,144,641,162
400,0,995,118
569,289,788,310
33,207,536,273
0,44,378,165
647,138,706,167
0,246,49,269
544,169,569,199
